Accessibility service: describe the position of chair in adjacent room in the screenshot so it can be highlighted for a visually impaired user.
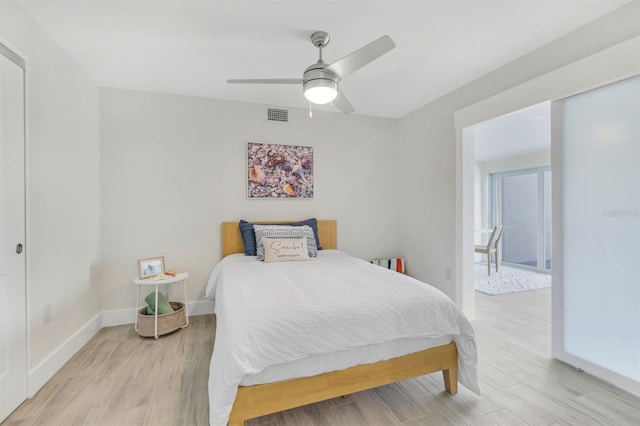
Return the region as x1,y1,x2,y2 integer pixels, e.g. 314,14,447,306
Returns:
474,225,505,276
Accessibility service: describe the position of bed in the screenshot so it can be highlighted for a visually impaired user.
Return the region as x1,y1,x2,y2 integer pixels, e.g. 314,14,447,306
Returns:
206,220,479,426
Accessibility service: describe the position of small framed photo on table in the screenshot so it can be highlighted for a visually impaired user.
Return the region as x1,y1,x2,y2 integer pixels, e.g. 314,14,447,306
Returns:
138,256,165,279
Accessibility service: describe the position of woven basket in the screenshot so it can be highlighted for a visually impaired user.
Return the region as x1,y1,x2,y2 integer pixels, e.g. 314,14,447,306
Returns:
136,302,186,337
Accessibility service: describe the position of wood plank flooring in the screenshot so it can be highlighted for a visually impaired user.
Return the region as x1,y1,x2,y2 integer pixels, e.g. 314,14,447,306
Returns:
4,288,640,425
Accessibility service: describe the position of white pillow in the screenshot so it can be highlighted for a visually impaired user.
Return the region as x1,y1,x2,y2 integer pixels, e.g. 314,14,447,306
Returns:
253,224,317,260
262,237,309,263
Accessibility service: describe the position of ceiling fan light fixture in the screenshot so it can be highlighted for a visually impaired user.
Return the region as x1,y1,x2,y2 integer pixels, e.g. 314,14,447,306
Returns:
303,79,338,105
228,32,395,114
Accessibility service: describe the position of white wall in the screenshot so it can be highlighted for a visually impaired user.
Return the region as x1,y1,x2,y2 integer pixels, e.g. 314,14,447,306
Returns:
399,1,640,308
396,104,457,295
0,1,101,368
474,163,483,233
99,88,400,310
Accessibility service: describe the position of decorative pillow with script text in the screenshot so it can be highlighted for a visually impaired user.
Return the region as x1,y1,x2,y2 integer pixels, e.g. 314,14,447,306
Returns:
262,237,310,263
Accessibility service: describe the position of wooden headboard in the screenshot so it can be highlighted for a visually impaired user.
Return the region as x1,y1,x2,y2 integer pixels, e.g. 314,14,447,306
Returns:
221,220,337,257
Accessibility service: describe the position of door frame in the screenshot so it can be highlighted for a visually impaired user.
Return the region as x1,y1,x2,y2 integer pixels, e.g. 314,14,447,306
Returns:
454,40,639,394
453,38,640,321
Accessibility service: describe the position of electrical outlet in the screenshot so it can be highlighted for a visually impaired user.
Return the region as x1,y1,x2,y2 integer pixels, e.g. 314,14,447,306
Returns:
446,268,452,280
43,304,52,324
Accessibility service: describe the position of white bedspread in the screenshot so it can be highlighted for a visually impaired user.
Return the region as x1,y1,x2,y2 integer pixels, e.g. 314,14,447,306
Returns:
205,250,480,426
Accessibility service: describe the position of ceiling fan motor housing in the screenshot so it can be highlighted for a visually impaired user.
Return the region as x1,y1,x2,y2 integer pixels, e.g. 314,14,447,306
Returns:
303,62,339,104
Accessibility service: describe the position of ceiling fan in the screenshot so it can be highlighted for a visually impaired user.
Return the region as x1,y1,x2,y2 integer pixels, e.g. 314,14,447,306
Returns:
227,31,395,114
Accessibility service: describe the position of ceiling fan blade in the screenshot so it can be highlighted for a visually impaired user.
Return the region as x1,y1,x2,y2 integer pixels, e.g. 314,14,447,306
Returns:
227,79,302,84
325,35,395,80
333,90,355,114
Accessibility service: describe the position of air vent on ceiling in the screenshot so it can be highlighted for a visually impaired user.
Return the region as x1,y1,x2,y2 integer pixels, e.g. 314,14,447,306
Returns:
267,108,288,122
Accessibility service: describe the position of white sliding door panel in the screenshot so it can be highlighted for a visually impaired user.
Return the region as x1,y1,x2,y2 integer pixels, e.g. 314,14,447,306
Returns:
562,75,640,384
0,48,27,422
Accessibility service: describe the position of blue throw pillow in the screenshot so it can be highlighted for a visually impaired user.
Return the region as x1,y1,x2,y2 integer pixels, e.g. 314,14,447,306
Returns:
239,220,257,256
239,218,322,256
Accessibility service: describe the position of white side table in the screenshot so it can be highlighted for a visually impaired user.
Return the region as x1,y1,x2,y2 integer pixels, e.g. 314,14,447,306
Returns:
134,272,189,339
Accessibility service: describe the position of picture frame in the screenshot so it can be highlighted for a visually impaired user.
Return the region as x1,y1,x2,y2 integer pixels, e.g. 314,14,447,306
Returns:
138,256,166,279
247,142,314,199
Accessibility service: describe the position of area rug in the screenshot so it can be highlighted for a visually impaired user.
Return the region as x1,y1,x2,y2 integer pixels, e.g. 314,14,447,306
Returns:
474,262,551,295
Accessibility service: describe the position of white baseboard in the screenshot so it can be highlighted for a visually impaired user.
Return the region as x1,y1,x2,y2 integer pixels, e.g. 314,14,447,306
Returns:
27,312,102,397
27,300,215,397
101,300,215,327
186,299,215,316
559,353,640,397
101,307,136,327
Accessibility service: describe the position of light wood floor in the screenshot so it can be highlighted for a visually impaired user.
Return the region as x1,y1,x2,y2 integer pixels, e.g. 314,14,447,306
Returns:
4,288,640,425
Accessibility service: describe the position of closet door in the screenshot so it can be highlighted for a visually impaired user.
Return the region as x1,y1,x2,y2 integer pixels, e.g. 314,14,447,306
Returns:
559,75,640,392
0,45,27,422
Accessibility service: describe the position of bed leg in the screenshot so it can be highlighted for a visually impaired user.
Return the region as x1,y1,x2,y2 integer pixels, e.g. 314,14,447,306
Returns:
442,367,458,394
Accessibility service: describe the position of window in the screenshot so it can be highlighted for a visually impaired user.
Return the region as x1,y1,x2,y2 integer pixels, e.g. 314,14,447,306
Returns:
490,166,551,271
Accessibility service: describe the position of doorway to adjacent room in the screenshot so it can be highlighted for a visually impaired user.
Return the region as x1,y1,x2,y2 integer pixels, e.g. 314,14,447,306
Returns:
470,102,552,296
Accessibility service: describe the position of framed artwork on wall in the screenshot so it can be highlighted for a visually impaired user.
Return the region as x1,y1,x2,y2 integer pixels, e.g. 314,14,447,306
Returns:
247,142,314,198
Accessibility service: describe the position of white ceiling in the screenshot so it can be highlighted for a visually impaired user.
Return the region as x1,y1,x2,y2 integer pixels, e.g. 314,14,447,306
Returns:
15,0,631,118
473,101,550,162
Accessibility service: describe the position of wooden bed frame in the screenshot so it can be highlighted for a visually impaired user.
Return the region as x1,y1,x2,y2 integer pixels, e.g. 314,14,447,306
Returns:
221,220,458,426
